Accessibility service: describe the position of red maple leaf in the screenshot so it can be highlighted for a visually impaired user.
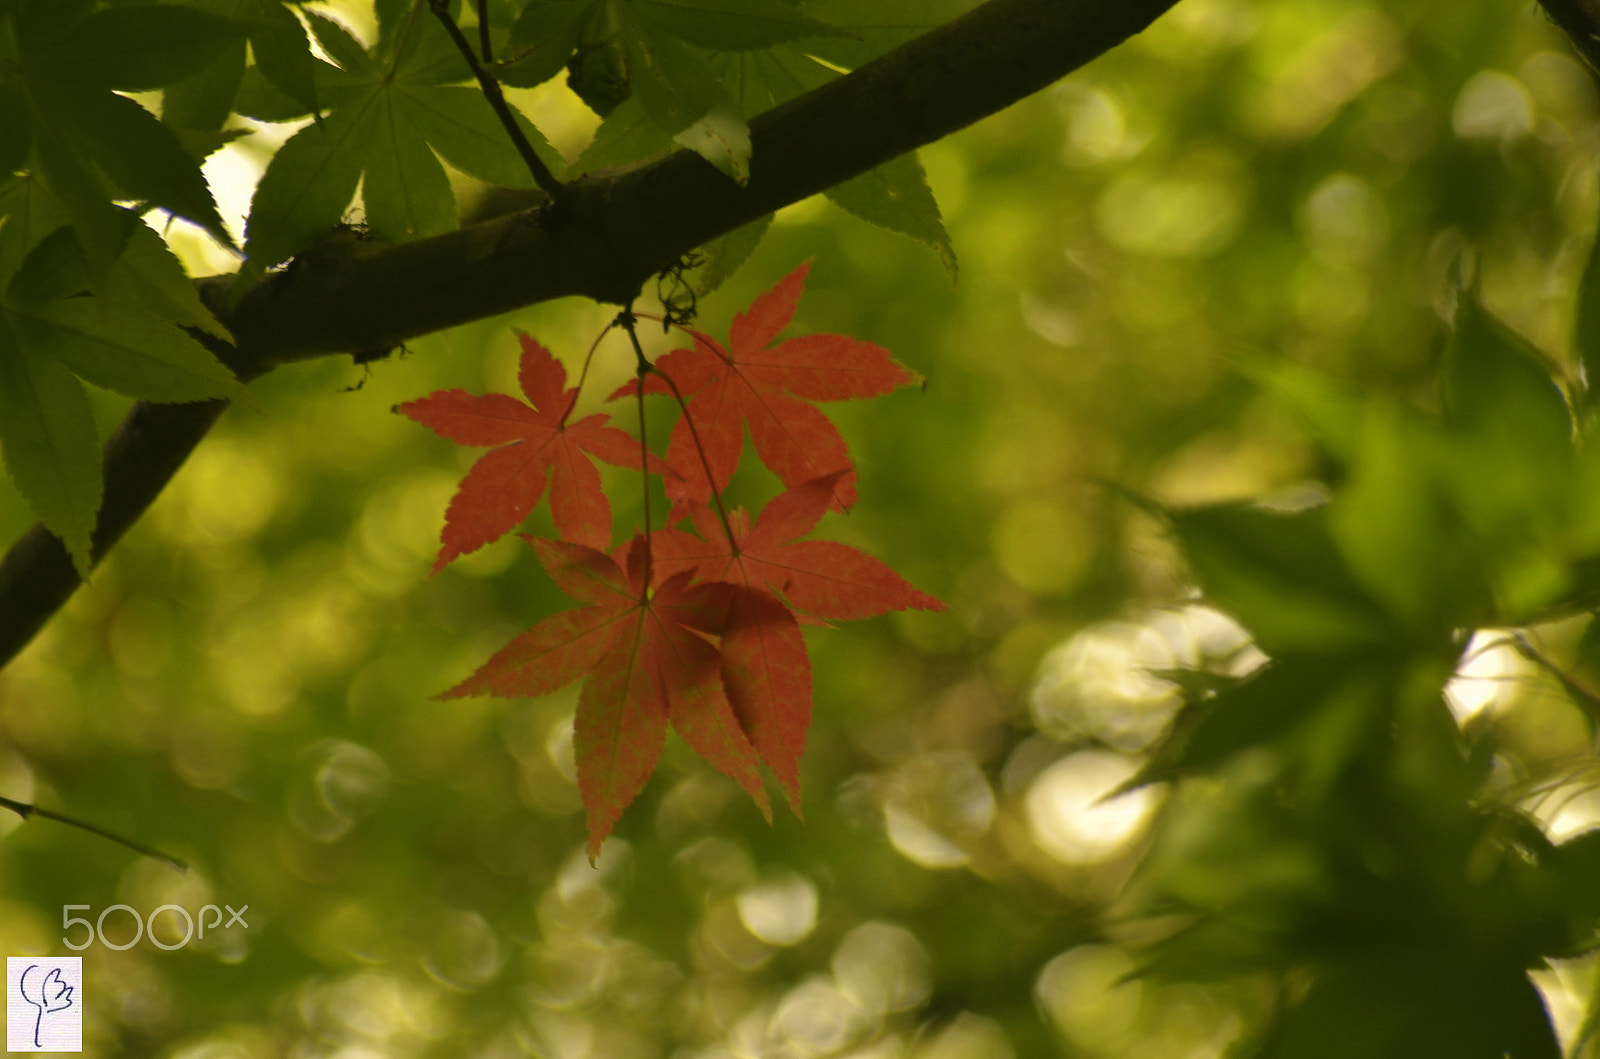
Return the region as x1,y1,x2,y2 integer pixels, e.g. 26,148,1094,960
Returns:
614,262,919,511
717,584,811,814
441,535,770,859
653,472,948,622
398,332,654,569
650,474,945,813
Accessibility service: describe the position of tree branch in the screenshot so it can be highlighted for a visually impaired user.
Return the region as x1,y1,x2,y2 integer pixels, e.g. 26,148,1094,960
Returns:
0,0,1179,672
1535,0,1600,72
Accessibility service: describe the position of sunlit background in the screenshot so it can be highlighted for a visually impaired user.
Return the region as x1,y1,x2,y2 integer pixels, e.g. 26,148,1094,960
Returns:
3,0,1600,1054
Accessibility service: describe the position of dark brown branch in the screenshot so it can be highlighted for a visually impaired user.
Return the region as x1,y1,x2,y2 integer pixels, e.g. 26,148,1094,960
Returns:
0,398,228,667
0,0,1180,672
218,0,1178,371
1536,0,1600,72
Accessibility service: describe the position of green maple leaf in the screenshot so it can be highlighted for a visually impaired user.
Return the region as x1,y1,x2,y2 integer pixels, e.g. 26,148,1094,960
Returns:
242,11,564,270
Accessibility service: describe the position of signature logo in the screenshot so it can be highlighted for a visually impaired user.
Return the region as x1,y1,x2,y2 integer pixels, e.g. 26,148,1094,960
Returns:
17,966,71,1049
6,957,80,1053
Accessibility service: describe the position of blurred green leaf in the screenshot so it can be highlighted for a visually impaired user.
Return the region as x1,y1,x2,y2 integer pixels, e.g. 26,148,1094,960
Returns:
1260,954,1559,1059
0,79,31,176
1170,502,1390,655
1576,202,1600,413
1327,401,1463,633
1444,298,1572,466
1135,657,1351,785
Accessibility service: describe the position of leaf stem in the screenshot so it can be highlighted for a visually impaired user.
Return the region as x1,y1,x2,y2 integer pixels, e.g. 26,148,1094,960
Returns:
565,321,616,429
612,311,738,549
0,795,186,872
619,307,654,590
426,0,568,205
650,368,739,556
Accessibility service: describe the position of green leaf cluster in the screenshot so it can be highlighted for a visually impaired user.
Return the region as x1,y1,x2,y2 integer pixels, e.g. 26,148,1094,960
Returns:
0,3,252,574
1122,267,1600,1053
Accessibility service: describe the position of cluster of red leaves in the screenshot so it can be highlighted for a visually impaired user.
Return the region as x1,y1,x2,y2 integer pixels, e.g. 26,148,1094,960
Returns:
399,264,943,858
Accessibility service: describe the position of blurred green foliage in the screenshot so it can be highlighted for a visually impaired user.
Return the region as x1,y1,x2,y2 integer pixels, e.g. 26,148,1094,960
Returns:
7,0,1600,1055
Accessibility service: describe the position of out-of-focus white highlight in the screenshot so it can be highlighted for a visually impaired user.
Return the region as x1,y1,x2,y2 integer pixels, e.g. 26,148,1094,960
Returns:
1032,605,1262,752
1444,632,1523,723
1528,783,1600,842
1453,70,1535,144
833,922,931,1016
1036,946,1141,1048
1026,752,1156,864
883,752,996,870
736,872,818,947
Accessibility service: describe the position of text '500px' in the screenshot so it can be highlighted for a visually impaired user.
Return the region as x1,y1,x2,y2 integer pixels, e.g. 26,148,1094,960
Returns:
62,905,248,951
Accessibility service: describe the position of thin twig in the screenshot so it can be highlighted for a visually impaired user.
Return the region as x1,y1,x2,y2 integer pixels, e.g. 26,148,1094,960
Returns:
1509,630,1600,726
0,795,186,872
427,0,567,203
476,0,493,63
565,322,616,429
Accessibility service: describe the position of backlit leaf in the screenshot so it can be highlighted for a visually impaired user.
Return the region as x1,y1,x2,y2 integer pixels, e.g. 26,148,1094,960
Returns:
7,297,246,403
161,38,247,131
639,0,849,51
0,327,100,577
617,263,919,509
693,213,771,296
826,152,957,279
362,91,458,242
247,0,320,117
1171,502,1392,655
39,82,233,247
243,92,379,268
499,0,590,88
404,84,565,189
66,4,245,92
623,7,734,136
671,104,750,184
398,332,657,565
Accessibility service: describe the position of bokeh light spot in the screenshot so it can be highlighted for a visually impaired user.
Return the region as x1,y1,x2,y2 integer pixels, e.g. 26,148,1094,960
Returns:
1026,752,1157,864
736,872,818,947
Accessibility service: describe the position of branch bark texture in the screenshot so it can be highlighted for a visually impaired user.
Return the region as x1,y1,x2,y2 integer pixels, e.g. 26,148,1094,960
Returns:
0,0,1179,670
